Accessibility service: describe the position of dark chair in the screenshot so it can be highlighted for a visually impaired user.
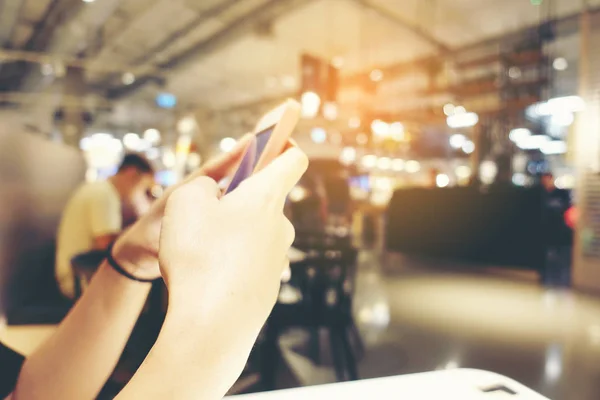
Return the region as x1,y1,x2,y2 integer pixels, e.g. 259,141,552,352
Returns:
71,250,107,299
260,234,361,389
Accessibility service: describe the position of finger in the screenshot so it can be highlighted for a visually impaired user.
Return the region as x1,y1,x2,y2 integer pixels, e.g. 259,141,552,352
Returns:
283,217,296,248
246,147,308,204
197,134,254,182
169,176,220,211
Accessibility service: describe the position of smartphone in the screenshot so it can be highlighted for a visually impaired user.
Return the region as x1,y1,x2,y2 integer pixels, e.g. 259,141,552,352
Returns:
224,99,301,194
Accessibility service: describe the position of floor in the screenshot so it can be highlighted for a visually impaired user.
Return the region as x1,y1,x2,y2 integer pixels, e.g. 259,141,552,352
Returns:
277,251,600,400
3,251,600,400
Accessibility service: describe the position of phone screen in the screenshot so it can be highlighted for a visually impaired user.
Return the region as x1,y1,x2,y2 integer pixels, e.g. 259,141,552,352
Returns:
226,125,275,193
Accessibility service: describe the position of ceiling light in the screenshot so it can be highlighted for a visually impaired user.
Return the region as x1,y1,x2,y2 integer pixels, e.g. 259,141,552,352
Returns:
143,128,161,145
370,69,383,82
443,103,455,116
122,72,135,85
454,106,466,114
462,140,475,154
449,133,466,149
480,160,498,184
41,64,54,76
447,112,479,129
405,160,421,173
517,135,550,150
512,173,526,186
392,159,405,172
348,117,361,129
436,174,450,188
220,137,237,153
187,153,202,169
553,57,568,71
508,67,522,79
389,122,405,140
311,127,327,144
455,165,471,179
162,149,176,168
123,133,141,150
509,128,531,142
301,91,321,118
340,147,357,165
146,148,160,160
177,116,197,134
361,155,377,169
551,112,574,127
541,140,567,155
371,119,389,137
377,157,392,170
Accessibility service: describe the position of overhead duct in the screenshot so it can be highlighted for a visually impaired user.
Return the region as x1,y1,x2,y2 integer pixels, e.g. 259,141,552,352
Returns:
0,0,24,47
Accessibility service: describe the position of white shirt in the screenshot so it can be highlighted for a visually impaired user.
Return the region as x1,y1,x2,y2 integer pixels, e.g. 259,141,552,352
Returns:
56,181,122,298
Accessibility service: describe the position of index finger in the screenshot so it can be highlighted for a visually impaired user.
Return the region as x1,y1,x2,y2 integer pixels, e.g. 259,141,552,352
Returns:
188,133,254,183
249,147,309,201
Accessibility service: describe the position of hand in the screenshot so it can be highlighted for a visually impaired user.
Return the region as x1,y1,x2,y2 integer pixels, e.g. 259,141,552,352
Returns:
158,147,308,379
111,134,253,280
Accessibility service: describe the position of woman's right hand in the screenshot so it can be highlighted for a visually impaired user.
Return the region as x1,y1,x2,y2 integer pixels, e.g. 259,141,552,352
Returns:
158,147,308,371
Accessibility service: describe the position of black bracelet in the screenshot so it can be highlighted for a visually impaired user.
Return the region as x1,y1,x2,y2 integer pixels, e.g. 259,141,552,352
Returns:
106,243,158,283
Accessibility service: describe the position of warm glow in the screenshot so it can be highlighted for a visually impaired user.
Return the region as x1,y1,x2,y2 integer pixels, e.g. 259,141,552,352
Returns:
162,149,176,168
220,137,237,152
340,147,357,165
144,129,161,145
361,155,377,169
447,112,479,129
449,134,466,149
123,133,141,150
455,165,471,179
443,103,455,116
436,174,450,188
289,185,308,202
553,57,568,71
177,117,197,134
371,120,389,137
462,141,475,154
392,159,405,172
187,153,202,169
323,102,338,121
480,161,498,184
389,122,405,140
348,117,361,129
405,160,421,173
377,157,392,170
301,91,321,118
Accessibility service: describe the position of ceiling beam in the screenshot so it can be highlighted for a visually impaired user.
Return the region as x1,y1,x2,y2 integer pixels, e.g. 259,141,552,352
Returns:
353,0,450,54
105,0,315,99
0,0,25,47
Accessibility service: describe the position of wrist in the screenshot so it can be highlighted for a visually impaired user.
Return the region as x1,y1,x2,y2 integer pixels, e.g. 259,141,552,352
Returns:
112,235,158,280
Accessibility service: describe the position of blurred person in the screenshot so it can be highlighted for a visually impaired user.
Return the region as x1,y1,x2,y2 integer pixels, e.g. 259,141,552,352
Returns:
540,172,573,286
56,153,155,299
0,136,308,400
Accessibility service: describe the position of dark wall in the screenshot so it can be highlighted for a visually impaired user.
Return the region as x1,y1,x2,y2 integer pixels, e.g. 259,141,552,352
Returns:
385,186,546,271
0,127,85,322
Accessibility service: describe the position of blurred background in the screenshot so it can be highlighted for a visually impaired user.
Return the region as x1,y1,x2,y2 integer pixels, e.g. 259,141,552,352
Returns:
1,0,600,399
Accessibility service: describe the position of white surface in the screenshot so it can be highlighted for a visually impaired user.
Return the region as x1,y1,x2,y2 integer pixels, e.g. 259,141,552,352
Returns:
233,369,550,400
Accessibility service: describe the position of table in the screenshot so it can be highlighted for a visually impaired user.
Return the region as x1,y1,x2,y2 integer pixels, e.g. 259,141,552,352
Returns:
233,369,550,400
